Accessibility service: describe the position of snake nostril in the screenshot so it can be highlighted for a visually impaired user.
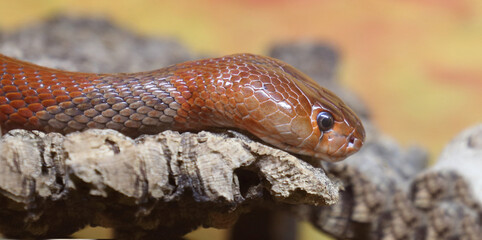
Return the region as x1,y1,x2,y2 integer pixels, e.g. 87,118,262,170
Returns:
348,135,355,144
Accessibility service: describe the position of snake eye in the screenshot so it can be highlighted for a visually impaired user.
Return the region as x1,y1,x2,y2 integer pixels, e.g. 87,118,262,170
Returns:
317,111,334,132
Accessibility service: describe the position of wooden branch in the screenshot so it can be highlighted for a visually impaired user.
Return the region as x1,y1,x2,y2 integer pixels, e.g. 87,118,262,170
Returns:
0,129,339,238
305,123,481,240
408,124,481,240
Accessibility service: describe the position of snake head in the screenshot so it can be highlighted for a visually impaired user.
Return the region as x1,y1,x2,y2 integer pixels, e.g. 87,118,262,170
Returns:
236,54,365,162
307,89,366,162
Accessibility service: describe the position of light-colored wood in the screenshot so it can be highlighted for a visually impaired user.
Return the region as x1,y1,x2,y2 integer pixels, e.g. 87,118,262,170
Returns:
0,129,339,238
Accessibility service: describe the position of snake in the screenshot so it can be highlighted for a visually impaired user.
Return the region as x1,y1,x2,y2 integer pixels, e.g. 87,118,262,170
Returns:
0,53,364,162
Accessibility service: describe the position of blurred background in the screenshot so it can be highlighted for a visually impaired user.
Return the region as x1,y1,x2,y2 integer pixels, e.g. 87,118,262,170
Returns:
0,0,480,239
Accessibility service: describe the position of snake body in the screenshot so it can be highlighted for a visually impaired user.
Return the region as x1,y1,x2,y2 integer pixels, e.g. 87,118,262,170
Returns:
0,53,364,162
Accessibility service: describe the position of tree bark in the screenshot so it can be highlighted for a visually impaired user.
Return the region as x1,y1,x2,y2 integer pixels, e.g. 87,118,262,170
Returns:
0,129,339,238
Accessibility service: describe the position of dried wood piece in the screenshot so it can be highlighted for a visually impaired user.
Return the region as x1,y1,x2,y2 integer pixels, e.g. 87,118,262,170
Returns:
306,124,481,240
306,123,428,239
0,129,339,238
408,124,482,240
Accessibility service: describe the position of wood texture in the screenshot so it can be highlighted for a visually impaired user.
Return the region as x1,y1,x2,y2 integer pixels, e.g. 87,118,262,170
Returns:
0,129,339,238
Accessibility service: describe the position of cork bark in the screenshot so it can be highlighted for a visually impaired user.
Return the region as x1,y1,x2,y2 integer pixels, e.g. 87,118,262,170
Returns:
0,129,339,238
304,124,482,240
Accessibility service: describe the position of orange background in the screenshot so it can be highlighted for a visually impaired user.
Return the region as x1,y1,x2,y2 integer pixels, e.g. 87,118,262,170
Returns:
0,0,481,239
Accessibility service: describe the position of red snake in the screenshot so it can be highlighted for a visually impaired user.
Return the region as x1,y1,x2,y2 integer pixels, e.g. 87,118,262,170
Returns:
0,53,364,162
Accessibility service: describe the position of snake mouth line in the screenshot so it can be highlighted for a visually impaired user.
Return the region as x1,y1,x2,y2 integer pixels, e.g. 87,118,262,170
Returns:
331,130,357,157
347,132,356,149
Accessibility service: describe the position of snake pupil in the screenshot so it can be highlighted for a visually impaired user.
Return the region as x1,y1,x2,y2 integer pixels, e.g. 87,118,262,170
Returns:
317,111,334,132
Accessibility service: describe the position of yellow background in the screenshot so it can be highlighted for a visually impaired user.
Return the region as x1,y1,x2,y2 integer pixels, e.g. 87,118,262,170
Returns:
1,0,481,239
